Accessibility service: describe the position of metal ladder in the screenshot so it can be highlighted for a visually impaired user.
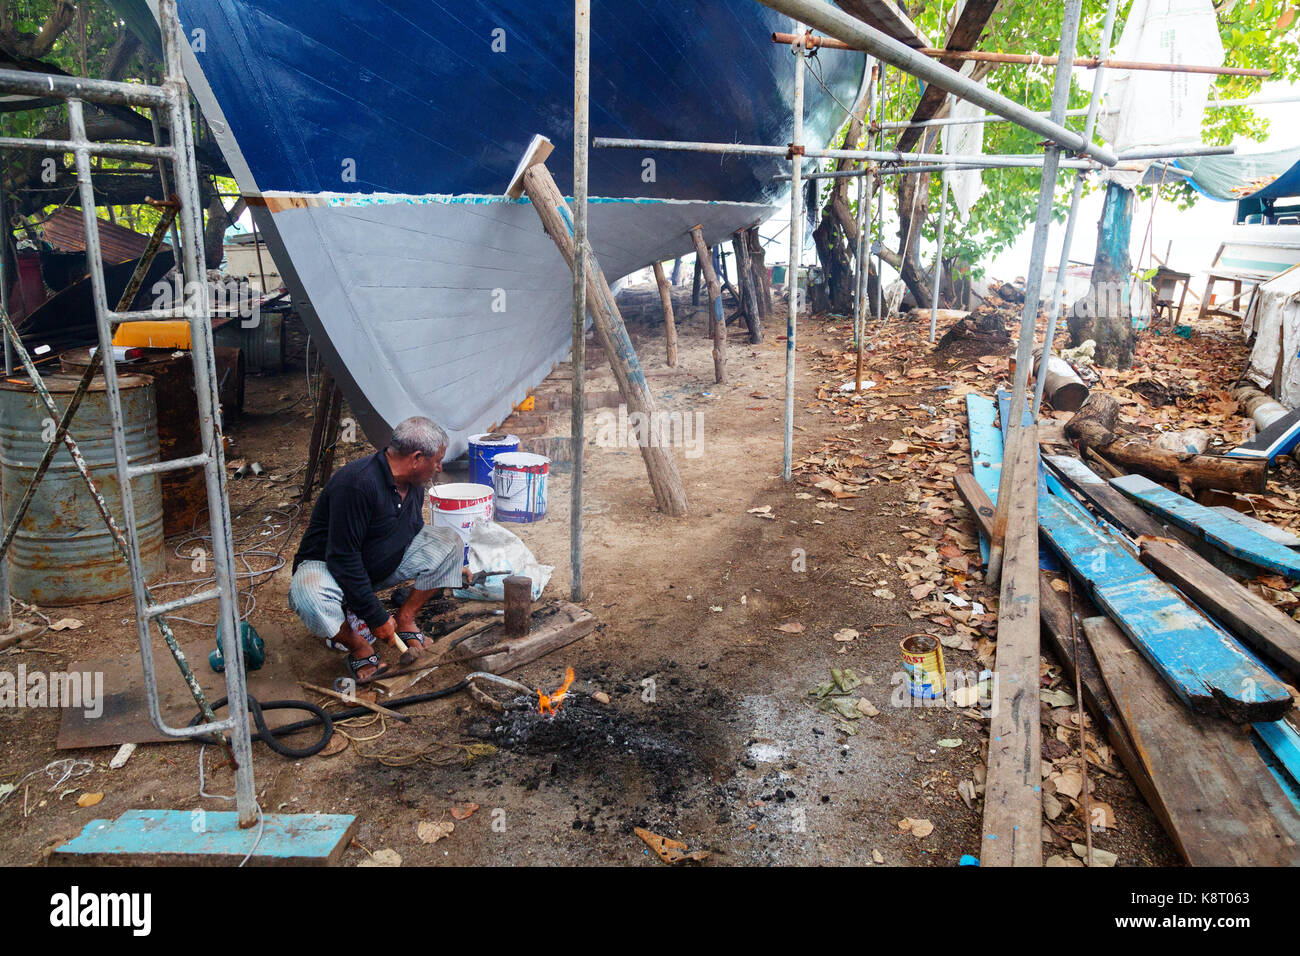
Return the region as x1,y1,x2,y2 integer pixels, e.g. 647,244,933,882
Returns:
0,0,257,825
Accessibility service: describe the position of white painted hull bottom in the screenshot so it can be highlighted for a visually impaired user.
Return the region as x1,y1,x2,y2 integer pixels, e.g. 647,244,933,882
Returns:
254,194,771,457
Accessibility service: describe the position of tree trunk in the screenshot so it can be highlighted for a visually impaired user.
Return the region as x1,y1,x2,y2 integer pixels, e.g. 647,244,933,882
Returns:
1070,182,1136,368
746,226,772,317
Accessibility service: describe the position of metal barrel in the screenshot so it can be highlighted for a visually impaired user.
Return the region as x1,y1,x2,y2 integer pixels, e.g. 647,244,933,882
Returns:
215,314,283,373
60,347,242,534
0,373,165,604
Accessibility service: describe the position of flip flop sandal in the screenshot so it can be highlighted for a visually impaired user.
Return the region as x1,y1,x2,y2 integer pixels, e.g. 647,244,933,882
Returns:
345,653,388,681
397,630,429,653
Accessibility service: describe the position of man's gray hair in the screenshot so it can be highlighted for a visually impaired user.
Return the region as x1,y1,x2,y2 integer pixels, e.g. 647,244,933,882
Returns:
389,416,448,457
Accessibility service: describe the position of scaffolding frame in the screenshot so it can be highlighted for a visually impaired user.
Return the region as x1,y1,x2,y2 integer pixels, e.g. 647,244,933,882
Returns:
0,0,257,826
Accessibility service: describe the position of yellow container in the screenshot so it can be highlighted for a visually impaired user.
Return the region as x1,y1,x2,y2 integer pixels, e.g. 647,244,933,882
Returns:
900,633,946,700
113,321,191,349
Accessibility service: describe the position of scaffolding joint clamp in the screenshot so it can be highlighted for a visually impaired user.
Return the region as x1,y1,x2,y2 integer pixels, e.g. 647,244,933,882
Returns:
787,144,806,159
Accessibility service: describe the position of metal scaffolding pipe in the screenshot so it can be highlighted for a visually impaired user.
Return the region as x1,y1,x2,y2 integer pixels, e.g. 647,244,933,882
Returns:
928,171,949,344
784,33,806,482
0,67,170,108
769,31,1270,76
1034,0,1120,417
1116,143,1236,161
752,0,1116,165
572,0,589,602
988,0,1083,585
0,135,174,160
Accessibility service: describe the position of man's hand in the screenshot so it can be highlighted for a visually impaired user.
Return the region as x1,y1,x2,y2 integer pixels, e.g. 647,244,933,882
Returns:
370,616,397,645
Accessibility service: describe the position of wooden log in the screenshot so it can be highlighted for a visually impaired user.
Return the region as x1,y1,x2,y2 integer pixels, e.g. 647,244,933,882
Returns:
521,163,688,516
689,224,727,385
955,472,1159,829
1064,392,1119,448
746,225,772,317
691,256,702,307
1138,536,1300,675
731,231,763,343
1068,392,1266,494
981,424,1042,867
651,260,678,367
1081,616,1300,865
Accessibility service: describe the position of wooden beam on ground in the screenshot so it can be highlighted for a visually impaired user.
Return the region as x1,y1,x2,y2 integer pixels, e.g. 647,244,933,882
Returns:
651,261,678,366
689,225,727,384
1039,495,1294,723
522,162,688,516
1082,616,1300,865
1138,536,1300,676
894,0,1001,152
956,472,1160,829
981,423,1041,867
451,602,596,675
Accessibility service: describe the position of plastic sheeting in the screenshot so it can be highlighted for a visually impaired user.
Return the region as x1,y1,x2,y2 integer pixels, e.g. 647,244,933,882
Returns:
1243,266,1300,408
1174,147,1300,202
941,70,986,219
1098,0,1223,188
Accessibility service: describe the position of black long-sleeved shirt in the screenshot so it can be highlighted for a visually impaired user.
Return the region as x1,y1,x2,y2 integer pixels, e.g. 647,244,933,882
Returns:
293,449,425,630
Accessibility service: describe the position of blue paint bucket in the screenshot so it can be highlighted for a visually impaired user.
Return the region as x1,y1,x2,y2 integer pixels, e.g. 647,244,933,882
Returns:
468,432,518,488
492,452,549,523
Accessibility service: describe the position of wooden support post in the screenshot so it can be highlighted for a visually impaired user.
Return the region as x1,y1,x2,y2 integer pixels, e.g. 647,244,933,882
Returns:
652,260,678,366
689,225,727,384
521,163,688,516
747,226,772,317
981,424,1041,867
731,230,763,343
300,367,335,504
318,382,344,484
692,256,702,306
503,575,532,637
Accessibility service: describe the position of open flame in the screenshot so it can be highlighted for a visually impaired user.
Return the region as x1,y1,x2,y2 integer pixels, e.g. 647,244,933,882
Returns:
537,666,575,717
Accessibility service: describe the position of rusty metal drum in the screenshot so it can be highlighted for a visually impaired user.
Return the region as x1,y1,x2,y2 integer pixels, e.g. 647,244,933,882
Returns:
0,373,165,605
61,347,242,535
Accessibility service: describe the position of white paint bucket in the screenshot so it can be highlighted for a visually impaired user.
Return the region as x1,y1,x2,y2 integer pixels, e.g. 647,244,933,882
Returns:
492,452,549,523
429,482,494,563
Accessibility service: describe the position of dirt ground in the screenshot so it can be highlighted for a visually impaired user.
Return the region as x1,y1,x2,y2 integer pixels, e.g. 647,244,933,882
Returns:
0,284,1192,867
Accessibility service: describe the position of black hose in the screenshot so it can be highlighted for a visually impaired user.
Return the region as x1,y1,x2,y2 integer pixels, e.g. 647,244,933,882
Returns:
188,680,472,759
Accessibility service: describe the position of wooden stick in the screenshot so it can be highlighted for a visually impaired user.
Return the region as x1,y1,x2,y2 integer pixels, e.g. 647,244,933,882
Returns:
689,224,728,384
521,162,688,516
298,681,410,721
652,260,678,366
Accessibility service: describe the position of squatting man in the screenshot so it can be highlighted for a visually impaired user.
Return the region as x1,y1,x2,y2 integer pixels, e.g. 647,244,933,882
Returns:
289,416,465,681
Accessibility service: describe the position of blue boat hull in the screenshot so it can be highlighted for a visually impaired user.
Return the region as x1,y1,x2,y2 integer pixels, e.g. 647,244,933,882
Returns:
131,1,864,452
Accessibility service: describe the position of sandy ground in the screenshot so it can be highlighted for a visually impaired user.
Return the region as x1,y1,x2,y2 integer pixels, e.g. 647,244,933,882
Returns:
0,285,1179,867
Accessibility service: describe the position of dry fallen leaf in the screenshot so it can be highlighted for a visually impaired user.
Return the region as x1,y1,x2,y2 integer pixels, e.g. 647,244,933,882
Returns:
450,804,479,821
76,792,103,808
50,618,84,631
774,622,805,634
357,848,402,867
856,698,879,717
898,817,935,838
833,628,859,643
417,820,454,844
635,826,709,864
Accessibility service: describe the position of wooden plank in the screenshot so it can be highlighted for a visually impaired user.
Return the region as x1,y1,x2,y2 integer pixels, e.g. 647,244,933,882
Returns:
1211,506,1300,548
834,0,929,48
894,0,1002,152
1081,616,1300,865
1039,495,1294,722
980,425,1041,867
1138,536,1300,676
1113,474,1300,580
52,809,357,866
454,602,596,675
1225,407,1300,462
956,472,1160,830
1256,719,1300,794
966,393,1002,560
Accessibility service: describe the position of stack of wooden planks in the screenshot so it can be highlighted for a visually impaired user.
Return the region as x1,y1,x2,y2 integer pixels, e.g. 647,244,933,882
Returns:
962,393,1300,866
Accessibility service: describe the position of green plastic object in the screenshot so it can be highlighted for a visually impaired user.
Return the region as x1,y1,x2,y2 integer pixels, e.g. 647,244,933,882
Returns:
209,621,265,673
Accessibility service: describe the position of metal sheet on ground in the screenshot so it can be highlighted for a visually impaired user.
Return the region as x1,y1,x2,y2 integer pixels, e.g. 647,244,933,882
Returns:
57,631,302,749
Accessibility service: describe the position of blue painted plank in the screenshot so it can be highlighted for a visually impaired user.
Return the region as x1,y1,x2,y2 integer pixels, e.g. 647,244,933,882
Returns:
1112,474,1300,580
1038,494,1294,721
55,810,357,864
966,394,1002,562
1226,408,1300,463
1255,720,1300,792
993,389,1062,571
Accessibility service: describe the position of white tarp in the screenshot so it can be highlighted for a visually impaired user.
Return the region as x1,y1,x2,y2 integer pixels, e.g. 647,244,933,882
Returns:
1098,0,1223,188
1243,266,1300,408
941,68,986,219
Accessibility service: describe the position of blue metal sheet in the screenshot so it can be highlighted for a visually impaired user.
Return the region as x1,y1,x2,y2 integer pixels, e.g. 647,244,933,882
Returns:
1112,474,1300,580
55,809,357,863
1038,494,1294,720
